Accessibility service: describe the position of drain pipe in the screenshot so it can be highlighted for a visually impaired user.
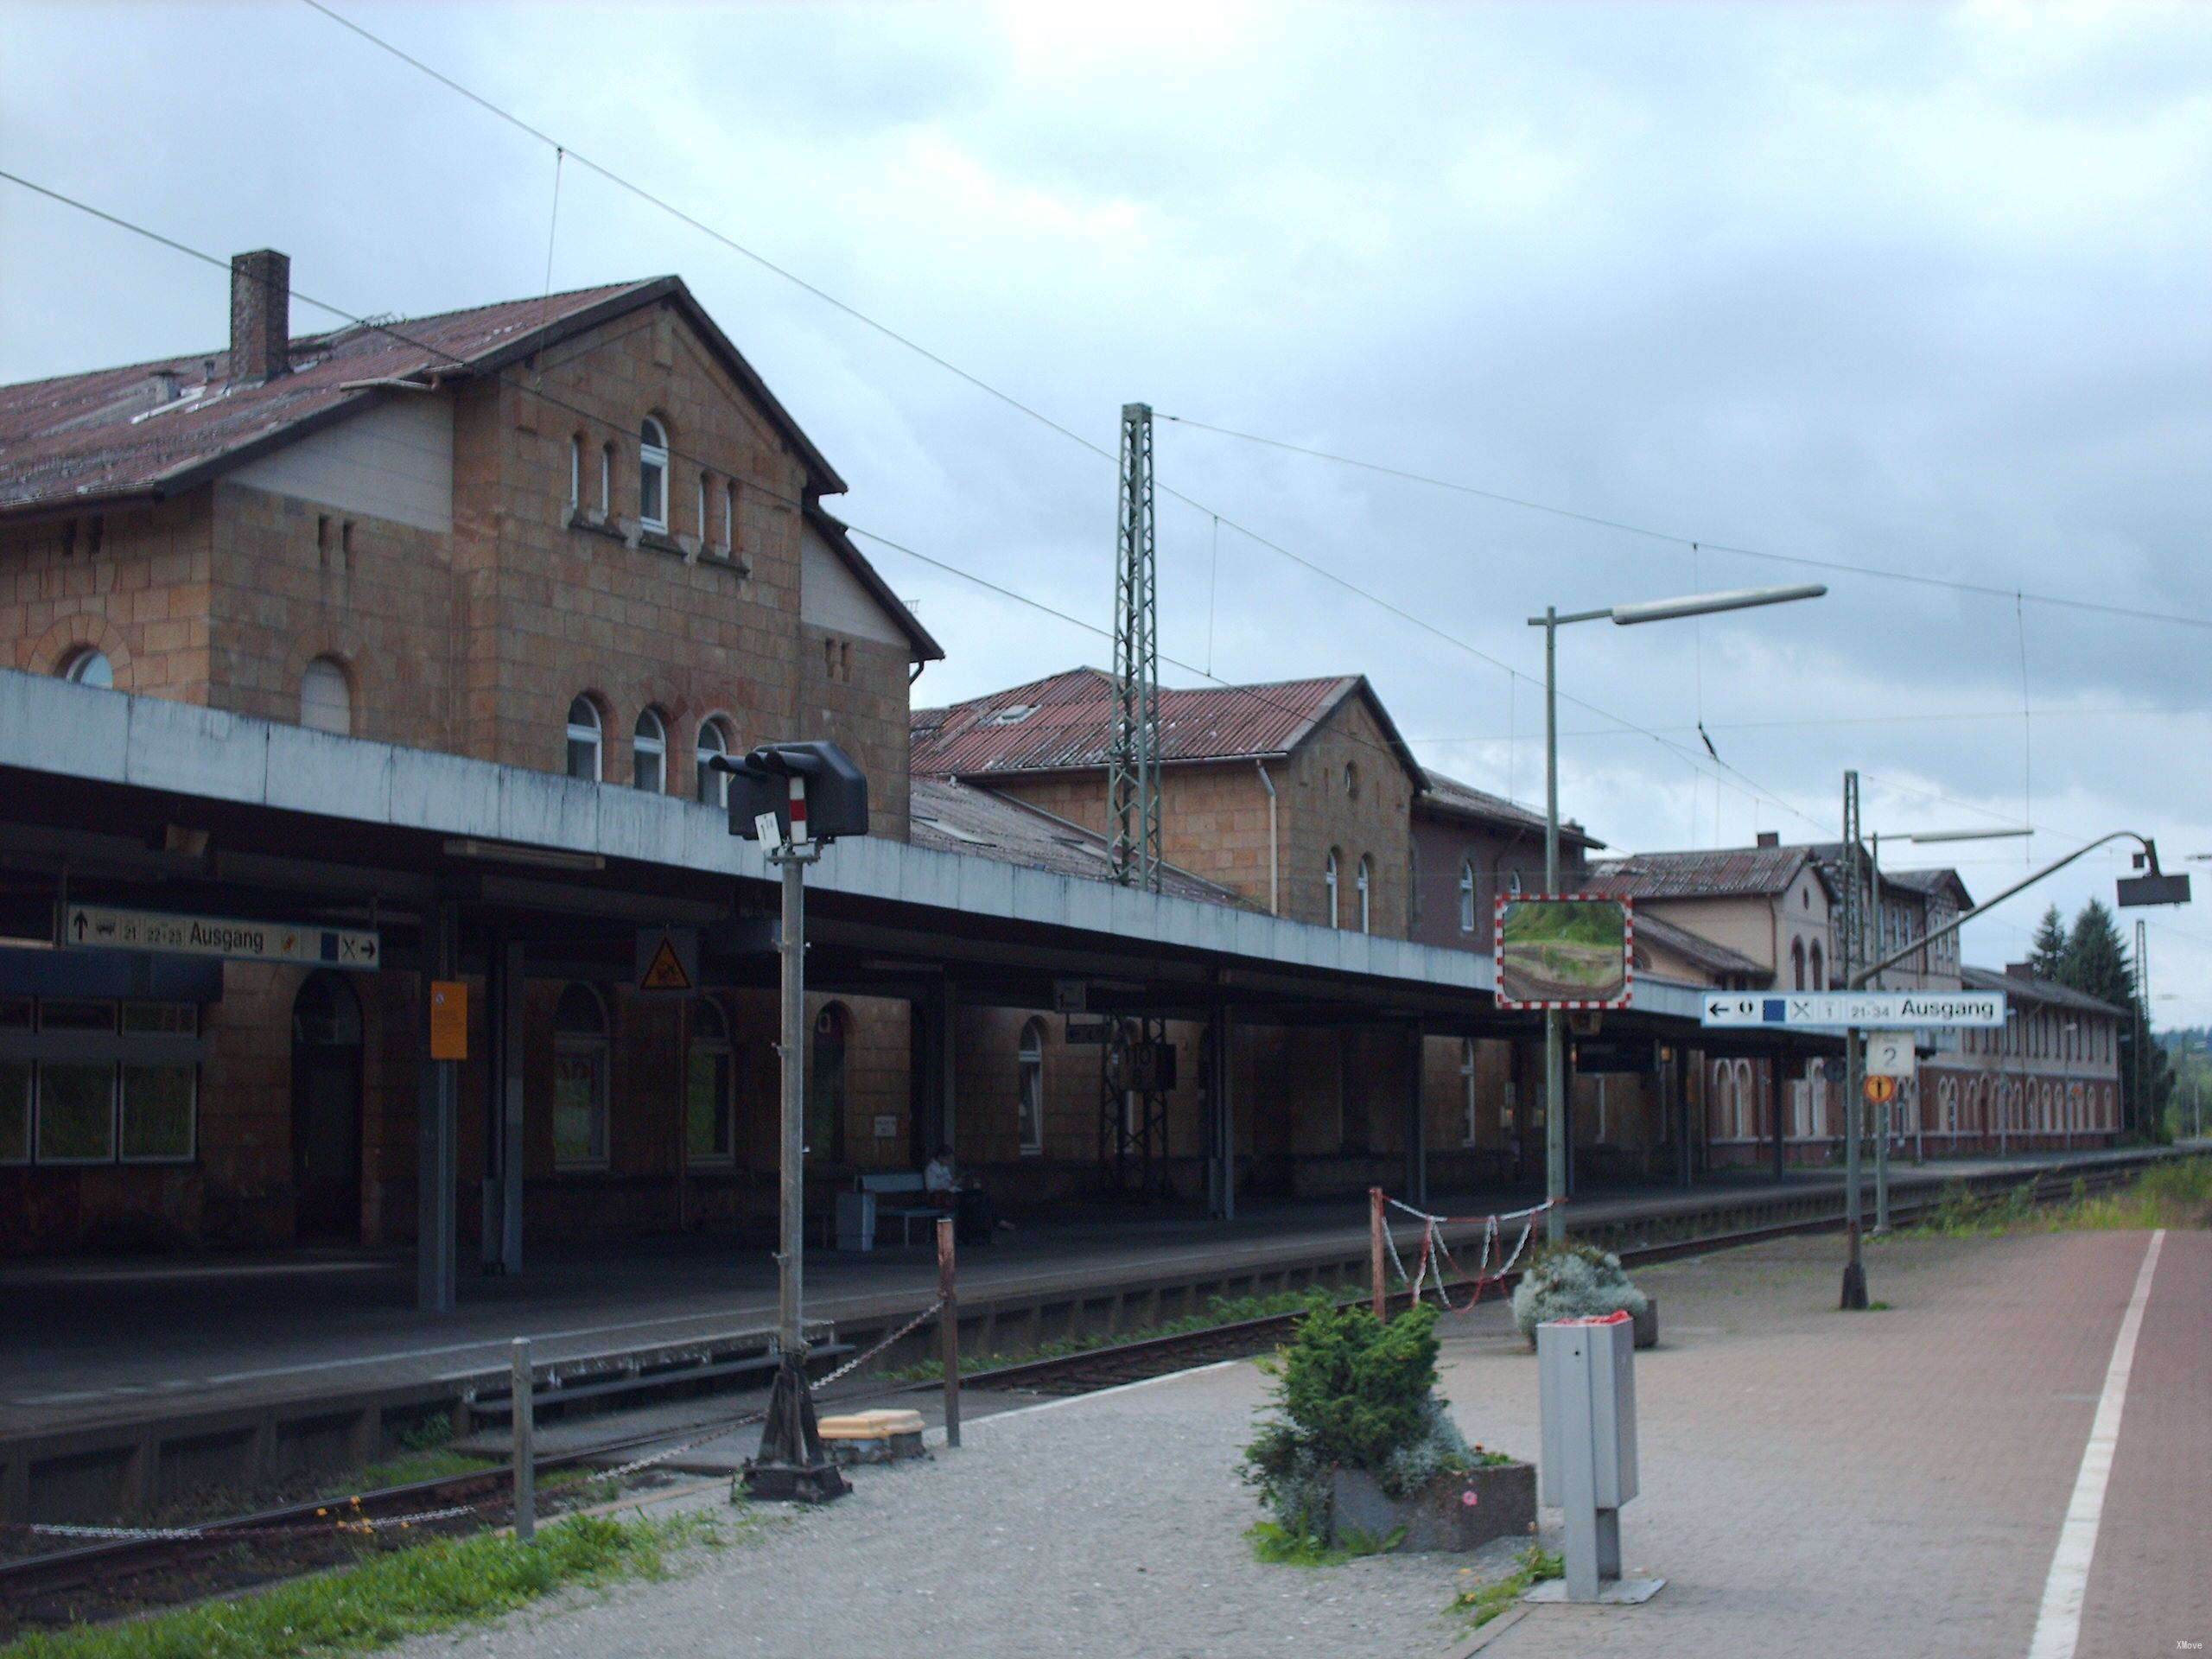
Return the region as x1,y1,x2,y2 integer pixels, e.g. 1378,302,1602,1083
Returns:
1256,760,1279,915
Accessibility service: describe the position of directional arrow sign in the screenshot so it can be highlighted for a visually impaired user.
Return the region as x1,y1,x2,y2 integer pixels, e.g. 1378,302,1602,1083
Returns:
1700,990,2005,1030
62,906,380,969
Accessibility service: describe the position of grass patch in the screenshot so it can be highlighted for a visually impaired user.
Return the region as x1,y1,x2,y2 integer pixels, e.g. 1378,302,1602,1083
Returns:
882,1288,1333,1384
1244,1520,1402,1567
1866,1300,1892,1312
1449,1545,1564,1629
1897,1158,2212,1239
0,1511,722,1659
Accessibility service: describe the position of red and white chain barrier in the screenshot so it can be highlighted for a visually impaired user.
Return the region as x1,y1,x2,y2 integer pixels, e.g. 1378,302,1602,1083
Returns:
1382,1197,1552,1314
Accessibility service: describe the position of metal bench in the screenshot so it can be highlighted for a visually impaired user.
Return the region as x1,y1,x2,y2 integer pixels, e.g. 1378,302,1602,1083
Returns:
842,1171,951,1249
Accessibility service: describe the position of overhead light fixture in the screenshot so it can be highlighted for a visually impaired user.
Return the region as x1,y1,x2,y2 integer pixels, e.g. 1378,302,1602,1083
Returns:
442,837,606,874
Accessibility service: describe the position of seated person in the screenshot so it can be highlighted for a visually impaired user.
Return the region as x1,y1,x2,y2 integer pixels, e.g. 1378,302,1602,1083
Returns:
922,1144,1004,1245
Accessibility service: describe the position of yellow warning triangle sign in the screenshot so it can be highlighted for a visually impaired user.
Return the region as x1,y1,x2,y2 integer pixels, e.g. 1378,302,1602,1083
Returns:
639,936,694,992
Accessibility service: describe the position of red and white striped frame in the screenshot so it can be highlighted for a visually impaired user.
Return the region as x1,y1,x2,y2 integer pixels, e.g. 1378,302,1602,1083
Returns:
1492,893,1635,1011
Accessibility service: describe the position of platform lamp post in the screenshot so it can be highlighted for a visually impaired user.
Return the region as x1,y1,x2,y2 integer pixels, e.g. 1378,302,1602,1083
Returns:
711,741,869,1504
1863,824,2032,1233
1530,584,1827,1242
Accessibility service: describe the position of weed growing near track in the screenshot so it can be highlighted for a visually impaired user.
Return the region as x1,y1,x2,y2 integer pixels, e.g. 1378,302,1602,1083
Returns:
1897,1157,2211,1238
1448,1545,1563,1628
0,1512,723,1659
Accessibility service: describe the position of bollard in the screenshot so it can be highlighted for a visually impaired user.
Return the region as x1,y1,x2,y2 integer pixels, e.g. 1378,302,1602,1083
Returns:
938,1217,961,1449
1533,1312,1662,1605
511,1337,535,1544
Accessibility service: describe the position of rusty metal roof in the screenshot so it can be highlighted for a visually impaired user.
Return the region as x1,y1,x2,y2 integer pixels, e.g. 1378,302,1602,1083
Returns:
0,273,848,518
911,667,1423,781
1589,844,1830,900
1415,768,1603,849
910,777,1243,905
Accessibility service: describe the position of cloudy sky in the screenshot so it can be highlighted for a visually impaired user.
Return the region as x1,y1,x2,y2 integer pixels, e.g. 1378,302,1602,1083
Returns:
5,2,2209,1018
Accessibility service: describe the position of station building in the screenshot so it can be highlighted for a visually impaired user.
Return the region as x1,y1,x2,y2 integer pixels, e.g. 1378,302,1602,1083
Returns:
0,251,2123,1264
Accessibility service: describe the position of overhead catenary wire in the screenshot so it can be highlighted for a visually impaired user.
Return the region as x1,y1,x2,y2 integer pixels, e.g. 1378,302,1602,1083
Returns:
1154,412,2212,635
283,1,1830,834
1,164,1828,837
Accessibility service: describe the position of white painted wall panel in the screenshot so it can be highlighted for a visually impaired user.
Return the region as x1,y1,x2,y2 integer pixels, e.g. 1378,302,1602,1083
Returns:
799,524,907,645
230,394,454,531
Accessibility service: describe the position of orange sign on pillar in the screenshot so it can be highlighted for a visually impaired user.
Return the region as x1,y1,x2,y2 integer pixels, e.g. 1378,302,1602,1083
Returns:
429,980,468,1061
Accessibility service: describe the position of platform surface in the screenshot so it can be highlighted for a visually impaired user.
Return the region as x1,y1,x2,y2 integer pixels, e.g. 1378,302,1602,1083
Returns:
0,1147,2158,1440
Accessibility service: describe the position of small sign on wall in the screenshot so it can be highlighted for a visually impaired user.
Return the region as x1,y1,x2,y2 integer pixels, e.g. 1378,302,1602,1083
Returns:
873,1115,899,1140
429,981,468,1061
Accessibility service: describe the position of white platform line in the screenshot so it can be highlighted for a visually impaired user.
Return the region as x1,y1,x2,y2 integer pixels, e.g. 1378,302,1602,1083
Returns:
2026,1229,2164,1659
942,1358,1246,1436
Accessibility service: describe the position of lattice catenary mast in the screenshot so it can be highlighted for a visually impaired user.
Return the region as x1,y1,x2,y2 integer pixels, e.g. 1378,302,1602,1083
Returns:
1109,402,1161,891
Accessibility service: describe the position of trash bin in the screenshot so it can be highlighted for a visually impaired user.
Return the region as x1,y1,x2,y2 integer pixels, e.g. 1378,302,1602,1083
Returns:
1535,1310,1662,1605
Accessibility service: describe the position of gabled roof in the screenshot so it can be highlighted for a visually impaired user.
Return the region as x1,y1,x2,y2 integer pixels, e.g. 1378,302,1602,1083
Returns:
1961,964,2129,1020
1879,865,1975,910
1588,844,1835,902
1415,768,1603,850
0,274,846,520
909,667,1424,785
805,504,943,662
1635,911,1767,982
910,778,1243,906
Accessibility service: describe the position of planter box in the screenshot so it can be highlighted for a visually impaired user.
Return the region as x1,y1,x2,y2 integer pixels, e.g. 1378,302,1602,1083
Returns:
1328,1459,1537,1553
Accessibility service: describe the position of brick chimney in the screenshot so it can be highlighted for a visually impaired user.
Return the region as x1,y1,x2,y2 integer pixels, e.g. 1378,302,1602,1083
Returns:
1756,830,1780,849
229,249,291,385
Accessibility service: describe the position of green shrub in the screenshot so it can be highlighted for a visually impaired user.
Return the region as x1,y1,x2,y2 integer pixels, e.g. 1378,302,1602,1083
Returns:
1243,1301,1483,1546
1509,1242,1647,1340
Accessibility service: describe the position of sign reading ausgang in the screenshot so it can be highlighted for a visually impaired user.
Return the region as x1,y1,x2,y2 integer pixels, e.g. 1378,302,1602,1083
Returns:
63,905,380,969
1700,990,2005,1029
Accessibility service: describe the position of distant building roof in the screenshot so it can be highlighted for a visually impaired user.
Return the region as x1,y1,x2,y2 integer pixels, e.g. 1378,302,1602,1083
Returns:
910,667,1424,785
1588,843,1834,902
1414,769,1602,850
1635,911,1766,982
909,777,1244,906
0,274,849,518
1962,964,2130,1020
1877,865,1975,909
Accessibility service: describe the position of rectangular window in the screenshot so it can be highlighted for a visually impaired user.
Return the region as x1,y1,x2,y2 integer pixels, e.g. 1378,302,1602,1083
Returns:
554,1050,607,1168
1018,1058,1044,1155
686,1048,734,1165
120,1064,195,1161
37,1062,115,1162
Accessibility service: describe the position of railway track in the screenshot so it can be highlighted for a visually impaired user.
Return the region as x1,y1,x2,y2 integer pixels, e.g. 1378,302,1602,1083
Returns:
0,1157,2149,1630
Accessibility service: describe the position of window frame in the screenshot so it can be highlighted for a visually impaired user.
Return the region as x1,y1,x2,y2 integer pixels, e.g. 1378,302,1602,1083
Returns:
569,434,583,508
632,707,668,794
639,417,670,532
566,696,603,782
1458,861,1476,933
1325,849,1340,930
1357,855,1372,934
685,999,735,1167
119,1058,198,1163
60,647,114,690
696,718,732,805
551,983,611,1172
1018,1018,1046,1156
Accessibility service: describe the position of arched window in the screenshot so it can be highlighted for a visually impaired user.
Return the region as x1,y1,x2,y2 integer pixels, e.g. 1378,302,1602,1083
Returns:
639,417,669,532
566,696,602,781
1808,942,1824,990
1460,1039,1478,1147
569,435,583,508
686,999,734,1165
600,442,613,516
723,480,738,551
1324,849,1340,929
695,471,709,543
552,983,608,1169
808,1004,849,1164
632,707,667,793
1017,1018,1046,1155
300,656,351,735
1344,761,1359,800
1459,861,1476,933
696,717,732,805
60,647,113,690
1791,938,1806,992
1357,855,1372,933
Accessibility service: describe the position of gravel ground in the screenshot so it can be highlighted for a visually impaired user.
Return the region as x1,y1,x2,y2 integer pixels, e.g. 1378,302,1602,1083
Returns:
391,1357,1509,1659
